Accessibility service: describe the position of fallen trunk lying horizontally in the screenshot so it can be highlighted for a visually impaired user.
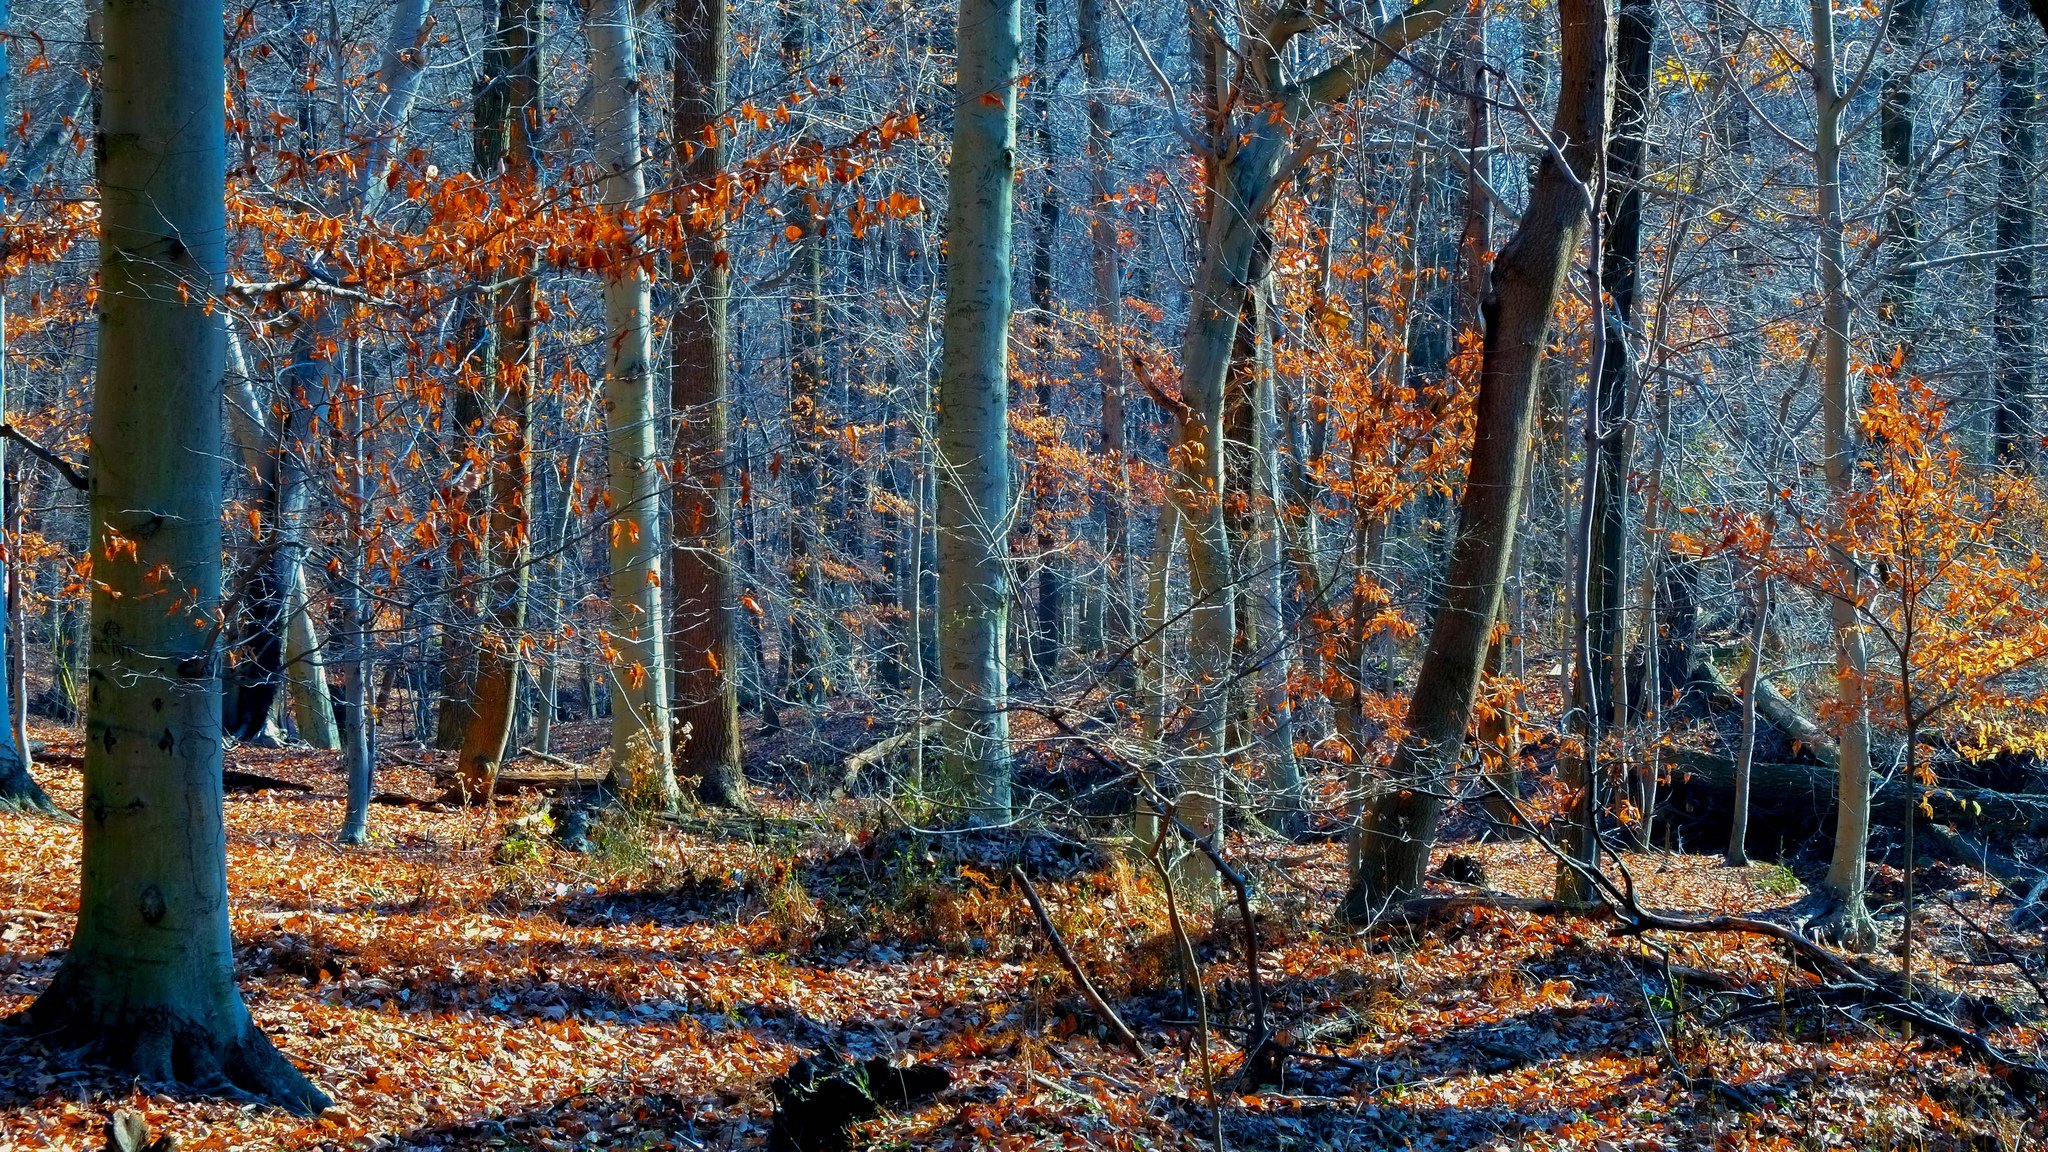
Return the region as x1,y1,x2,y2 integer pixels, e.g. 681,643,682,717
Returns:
1664,747,2048,838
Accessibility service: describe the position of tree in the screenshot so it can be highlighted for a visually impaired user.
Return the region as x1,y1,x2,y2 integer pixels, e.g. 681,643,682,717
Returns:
1809,0,1877,949
672,0,748,808
588,0,676,805
1166,0,1454,892
1559,0,1654,900
454,0,542,803
12,0,328,1110
1341,0,1609,920
934,0,1023,822
1993,0,2038,462
0,0,54,813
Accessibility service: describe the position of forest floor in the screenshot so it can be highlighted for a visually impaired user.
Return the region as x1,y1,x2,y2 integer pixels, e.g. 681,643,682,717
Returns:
0,715,2041,1151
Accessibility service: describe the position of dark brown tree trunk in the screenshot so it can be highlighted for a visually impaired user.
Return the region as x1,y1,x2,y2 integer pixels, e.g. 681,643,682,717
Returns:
673,0,746,808
1341,0,1609,920
1559,0,1651,899
1078,0,1127,668
1877,0,1928,339
1995,0,2038,464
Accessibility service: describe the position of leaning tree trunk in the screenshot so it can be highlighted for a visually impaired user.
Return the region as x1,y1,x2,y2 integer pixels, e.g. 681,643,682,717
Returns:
13,0,328,1110
356,0,435,219
1811,0,1877,951
589,0,676,806
934,0,1022,823
1171,0,1454,899
455,0,540,803
671,0,746,808
1340,0,1608,921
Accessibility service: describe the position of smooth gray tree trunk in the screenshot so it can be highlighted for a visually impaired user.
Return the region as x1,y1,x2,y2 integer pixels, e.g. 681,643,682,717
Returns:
16,0,327,1109
589,0,676,805
934,0,1023,823
1811,0,1877,950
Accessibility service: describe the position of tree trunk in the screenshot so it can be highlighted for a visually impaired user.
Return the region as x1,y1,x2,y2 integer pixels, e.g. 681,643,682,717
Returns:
1025,0,1066,684
1726,577,1769,866
455,0,541,803
1810,0,1877,951
589,0,675,806
1994,0,2038,465
1172,0,1454,900
781,0,829,708
356,0,435,219
671,0,745,808
1250,283,1302,836
934,0,1021,822
339,343,375,845
282,565,339,749
1876,0,1927,341
1559,0,1651,900
0,273,50,811
1136,502,1179,853
0,29,46,805
1079,0,1127,669
15,0,328,1109
1340,0,1608,921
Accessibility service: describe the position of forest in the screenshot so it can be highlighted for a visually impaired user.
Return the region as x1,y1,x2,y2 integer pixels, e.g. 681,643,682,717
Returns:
1,0,2048,1146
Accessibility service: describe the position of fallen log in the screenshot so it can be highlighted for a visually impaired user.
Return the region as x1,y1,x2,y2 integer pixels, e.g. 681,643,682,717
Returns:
1665,749,2048,837
1692,655,1840,768
832,721,937,797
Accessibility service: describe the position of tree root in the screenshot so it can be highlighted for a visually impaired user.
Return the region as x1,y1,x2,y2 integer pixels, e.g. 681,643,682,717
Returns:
9,980,330,1115
0,772,59,818
1802,892,1878,954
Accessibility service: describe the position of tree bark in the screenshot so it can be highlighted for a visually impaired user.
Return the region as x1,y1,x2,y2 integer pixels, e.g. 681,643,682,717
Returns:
1876,0,1927,341
781,0,829,709
1078,0,1128,670
1024,0,1066,684
0,277,50,812
338,343,375,845
1726,577,1769,866
671,0,746,809
356,0,435,219
589,0,676,806
1340,0,1608,921
15,0,328,1109
1811,0,1877,951
1560,0,1650,899
934,0,1022,822
1994,0,2038,464
1250,284,1302,836
0,24,50,806
455,0,541,803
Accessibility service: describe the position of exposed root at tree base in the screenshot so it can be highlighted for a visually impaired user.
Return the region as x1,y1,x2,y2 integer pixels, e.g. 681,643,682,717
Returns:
1803,893,1878,953
7,987,331,1116
0,776,60,817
